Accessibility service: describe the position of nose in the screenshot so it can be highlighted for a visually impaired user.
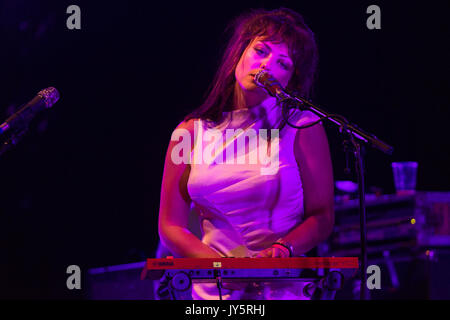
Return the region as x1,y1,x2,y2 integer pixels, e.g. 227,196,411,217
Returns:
259,54,275,71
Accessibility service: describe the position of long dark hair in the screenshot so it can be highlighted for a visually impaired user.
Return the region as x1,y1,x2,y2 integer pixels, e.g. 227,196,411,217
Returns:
185,7,319,126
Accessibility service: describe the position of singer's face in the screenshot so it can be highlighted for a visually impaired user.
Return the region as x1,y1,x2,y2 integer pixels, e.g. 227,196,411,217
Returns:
235,37,294,93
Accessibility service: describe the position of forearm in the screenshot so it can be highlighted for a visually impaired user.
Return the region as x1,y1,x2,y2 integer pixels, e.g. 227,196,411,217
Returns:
281,210,334,256
159,225,221,258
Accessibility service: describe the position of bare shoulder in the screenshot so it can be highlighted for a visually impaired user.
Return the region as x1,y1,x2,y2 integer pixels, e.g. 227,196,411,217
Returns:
172,118,201,150
175,118,198,133
294,122,329,157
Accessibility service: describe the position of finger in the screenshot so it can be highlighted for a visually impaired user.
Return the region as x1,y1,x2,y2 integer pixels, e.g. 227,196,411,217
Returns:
271,244,290,258
256,249,273,258
272,247,289,258
271,247,282,258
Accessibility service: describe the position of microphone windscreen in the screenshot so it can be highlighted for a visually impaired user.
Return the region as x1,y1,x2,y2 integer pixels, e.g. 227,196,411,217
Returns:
37,87,60,108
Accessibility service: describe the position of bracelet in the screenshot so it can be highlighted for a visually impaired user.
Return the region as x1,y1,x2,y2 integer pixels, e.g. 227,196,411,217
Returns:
272,240,294,257
272,243,291,257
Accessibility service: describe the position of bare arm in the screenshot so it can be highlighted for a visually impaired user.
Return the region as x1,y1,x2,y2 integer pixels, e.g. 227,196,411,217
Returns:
258,123,335,257
158,119,221,258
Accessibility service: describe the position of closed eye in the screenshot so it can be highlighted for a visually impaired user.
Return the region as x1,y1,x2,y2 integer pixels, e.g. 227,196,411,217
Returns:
279,61,290,70
254,47,266,56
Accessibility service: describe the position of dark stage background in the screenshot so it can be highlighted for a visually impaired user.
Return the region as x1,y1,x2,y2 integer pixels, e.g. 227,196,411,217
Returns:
0,0,449,299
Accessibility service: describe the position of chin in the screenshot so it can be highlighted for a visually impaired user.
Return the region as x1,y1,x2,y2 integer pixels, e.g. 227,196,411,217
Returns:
247,85,267,96
240,80,261,92
236,79,268,99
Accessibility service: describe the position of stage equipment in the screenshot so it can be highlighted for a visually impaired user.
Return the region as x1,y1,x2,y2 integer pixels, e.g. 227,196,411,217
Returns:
141,257,358,300
321,192,450,299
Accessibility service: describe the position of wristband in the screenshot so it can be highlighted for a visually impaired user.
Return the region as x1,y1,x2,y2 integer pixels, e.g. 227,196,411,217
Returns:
272,239,294,257
272,243,291,257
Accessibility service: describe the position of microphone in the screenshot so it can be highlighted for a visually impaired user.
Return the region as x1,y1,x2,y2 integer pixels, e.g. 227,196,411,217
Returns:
253,70,293,100
0,87,60,136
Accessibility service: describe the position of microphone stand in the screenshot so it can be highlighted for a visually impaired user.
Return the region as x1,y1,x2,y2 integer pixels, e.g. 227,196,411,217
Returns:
279,93,393,300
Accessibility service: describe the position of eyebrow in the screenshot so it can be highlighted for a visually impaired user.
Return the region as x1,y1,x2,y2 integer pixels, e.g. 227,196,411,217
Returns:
260,41,291,59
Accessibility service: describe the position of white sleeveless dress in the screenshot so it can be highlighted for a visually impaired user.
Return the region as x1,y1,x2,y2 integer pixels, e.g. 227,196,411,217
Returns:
184,97,320,300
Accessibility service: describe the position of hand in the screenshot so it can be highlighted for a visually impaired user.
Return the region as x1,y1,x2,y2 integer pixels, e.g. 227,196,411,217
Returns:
255,244,290,258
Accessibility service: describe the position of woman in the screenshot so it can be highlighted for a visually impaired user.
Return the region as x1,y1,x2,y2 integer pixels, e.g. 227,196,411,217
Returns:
158,7,334,300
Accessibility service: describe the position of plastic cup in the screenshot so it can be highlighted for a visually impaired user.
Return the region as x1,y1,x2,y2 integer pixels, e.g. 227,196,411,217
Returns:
391,162,418,195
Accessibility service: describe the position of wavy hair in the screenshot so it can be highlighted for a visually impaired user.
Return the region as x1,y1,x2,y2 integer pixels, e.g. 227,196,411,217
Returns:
185,7,319,126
